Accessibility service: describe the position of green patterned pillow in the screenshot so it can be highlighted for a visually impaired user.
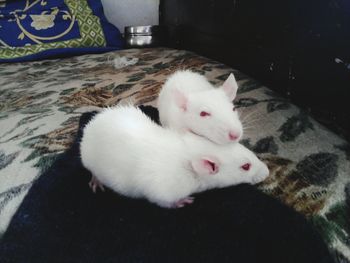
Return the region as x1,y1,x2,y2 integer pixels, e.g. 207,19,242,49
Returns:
0,0,123,62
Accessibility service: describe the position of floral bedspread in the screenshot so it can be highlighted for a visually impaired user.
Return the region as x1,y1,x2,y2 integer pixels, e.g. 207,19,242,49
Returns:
0,48,349,262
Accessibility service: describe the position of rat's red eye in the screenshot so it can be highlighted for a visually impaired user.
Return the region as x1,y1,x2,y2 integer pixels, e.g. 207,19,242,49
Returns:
232,107,236,111
241,163,251,171
200,111,211,117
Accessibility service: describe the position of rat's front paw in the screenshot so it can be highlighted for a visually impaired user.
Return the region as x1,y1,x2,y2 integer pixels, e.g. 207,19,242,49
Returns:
89,176,105,193
173,197,195,208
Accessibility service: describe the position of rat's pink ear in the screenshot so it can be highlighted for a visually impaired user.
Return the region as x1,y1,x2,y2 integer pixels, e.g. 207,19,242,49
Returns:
221,73,238,101
173,89,188,111
191,157,220,176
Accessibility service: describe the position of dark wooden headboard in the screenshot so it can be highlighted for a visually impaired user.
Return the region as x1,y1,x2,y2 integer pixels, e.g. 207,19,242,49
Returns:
159,0,350,138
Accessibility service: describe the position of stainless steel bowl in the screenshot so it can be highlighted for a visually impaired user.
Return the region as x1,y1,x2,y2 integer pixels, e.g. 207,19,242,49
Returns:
125,25,154,35
124,25,165,48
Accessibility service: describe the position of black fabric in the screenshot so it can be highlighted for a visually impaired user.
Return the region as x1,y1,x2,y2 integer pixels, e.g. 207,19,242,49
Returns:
0,106,334,263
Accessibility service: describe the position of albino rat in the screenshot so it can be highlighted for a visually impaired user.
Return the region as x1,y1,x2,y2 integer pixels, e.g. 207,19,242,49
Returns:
80,106,269,208
157,70,243,145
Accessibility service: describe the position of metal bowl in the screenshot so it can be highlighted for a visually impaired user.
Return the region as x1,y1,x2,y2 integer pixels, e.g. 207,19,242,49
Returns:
124,25,165,48
125,25,154,35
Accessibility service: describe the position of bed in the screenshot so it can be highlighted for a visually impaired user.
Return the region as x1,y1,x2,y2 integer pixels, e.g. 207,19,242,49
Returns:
0,47,349,261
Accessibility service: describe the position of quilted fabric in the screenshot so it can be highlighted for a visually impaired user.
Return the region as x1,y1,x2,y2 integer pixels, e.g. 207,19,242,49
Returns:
0,0,123,62
0,48,349,262
0,110,334,263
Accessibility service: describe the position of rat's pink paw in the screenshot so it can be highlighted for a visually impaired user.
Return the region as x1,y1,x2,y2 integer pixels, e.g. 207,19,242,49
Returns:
88,176,105,193
174,197,195,208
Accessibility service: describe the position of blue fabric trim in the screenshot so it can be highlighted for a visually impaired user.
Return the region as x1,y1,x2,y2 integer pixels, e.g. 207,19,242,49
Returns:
0,47,119,63
87,0,124,48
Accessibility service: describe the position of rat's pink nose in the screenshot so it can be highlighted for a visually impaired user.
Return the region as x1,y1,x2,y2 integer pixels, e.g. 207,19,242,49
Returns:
229,131,240,141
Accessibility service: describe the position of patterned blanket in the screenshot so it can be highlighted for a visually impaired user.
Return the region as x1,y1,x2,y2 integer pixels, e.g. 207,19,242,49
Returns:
0,48,349,262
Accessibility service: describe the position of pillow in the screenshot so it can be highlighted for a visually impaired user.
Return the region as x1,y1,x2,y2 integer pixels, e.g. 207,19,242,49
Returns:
0,0,123,62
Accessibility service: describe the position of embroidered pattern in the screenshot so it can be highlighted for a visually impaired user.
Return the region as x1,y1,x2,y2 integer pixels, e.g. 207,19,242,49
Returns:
0,0,107,59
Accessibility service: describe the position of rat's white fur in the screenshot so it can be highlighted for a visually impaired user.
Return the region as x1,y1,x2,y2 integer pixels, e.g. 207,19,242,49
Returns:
80,106,269,208
157,70,243,145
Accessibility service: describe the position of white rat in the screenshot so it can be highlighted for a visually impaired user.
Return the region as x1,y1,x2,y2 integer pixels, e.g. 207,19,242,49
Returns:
80,106,269,208
157,70,243,145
